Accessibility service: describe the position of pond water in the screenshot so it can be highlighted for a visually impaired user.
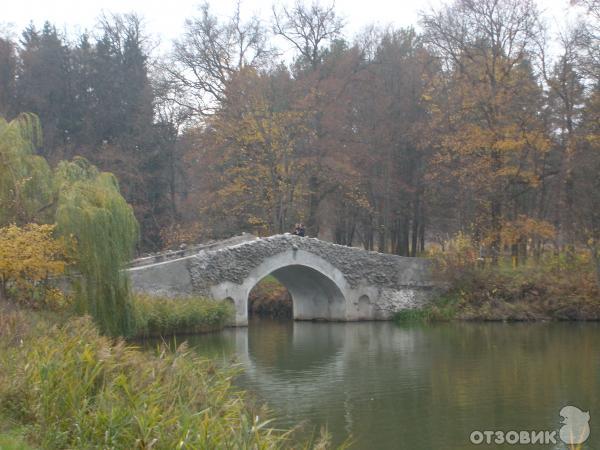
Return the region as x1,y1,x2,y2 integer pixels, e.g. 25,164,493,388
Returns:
154,319,600,449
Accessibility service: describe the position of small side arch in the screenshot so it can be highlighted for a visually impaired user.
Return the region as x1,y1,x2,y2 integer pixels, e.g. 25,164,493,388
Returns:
356,294,372,320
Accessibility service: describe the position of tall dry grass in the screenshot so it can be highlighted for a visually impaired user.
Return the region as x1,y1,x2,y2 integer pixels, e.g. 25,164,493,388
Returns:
0,312,332,449
132,294,234,337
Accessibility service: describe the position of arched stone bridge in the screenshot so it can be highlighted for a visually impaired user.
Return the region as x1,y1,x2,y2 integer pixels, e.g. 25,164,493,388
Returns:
129,234,436,325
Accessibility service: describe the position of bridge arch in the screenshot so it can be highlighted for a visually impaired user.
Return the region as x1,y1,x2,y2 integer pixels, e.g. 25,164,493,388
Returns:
210,249,351,325
252,264,346,321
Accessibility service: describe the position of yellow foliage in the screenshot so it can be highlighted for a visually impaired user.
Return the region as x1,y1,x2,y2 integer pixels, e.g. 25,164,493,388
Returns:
500,216,556,246
429,232,479,272
205,75,311,234
160,222,204,249
0,223,73,307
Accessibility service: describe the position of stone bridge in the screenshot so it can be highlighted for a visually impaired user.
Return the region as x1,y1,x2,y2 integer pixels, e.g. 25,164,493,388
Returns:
128,234,436,326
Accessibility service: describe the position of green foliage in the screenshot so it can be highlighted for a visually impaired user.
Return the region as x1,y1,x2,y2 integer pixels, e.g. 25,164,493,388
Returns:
393,295,458,324
0,114,53,226
393,308,431,324
132,294,234,337
55,157,139,337
0,314,306,449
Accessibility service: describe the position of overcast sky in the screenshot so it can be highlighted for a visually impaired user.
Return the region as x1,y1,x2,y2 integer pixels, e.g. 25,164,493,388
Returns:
1,0,583,53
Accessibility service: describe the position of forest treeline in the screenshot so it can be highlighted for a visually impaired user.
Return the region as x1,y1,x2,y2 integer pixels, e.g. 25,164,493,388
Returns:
0,0,598,265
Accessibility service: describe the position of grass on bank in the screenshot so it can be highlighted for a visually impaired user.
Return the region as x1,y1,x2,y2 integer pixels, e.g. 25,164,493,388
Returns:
132,294,234,338
395,255,600,324
0,308,333,449
393,294,457,324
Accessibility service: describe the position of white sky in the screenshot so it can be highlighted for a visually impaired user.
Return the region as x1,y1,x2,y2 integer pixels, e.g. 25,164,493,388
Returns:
0,0,583,54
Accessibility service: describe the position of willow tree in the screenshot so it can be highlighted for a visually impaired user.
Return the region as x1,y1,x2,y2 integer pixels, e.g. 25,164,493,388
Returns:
54,157,139,336
1,113,139,335
0,113,53,225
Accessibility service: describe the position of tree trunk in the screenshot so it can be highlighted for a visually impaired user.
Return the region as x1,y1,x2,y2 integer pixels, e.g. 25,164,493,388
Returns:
490,149,502,265
411,194,421,257
592,247,600,289
0,274,7,304
306,175,320,237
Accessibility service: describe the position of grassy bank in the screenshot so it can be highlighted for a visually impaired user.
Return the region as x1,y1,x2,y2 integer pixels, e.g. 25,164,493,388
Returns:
132,294,234,338
395,259,600,324
0,307,330,449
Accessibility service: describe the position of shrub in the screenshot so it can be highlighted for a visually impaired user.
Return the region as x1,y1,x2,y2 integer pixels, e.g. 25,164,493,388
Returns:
0,223,72,308
393,294,459,324
132,294,234,337
427,232,479,287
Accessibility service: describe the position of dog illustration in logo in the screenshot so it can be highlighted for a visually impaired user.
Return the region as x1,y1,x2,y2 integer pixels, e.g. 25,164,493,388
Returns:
560,405,590,445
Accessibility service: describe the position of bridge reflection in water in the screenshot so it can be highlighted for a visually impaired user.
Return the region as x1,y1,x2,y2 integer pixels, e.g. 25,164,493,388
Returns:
156,320,600,450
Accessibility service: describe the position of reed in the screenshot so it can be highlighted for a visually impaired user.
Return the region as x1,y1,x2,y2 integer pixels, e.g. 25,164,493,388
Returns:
0,313,317,449
132,294,234,337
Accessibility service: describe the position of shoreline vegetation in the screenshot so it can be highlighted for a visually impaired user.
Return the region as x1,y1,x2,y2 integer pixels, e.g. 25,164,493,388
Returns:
248,276,293,319
395,238,600,324
132,294,233,338
0,304,336,449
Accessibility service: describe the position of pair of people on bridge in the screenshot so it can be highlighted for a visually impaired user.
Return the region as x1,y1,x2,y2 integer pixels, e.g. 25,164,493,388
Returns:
292,223,305,237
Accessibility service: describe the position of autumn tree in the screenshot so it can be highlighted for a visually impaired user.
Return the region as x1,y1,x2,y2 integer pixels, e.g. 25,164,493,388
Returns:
573,86,600,284
272,1,346,235
200,68,309,235
0,223,71,306
571,0,600,79
544,28,587,258
63,13,172,250
346,28,433,255
421,0,550,263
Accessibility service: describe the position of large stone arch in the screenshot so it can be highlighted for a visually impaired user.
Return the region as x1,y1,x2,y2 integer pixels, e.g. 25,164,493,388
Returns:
208,249,351,325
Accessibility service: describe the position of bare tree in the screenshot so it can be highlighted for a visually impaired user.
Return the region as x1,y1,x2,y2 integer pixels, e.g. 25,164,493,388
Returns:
420,0,542,78
160,2,274,119
273,0,344,68
570,0,600,80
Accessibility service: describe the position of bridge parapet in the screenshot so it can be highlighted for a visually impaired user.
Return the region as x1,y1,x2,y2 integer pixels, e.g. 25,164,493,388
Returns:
189,234,433,293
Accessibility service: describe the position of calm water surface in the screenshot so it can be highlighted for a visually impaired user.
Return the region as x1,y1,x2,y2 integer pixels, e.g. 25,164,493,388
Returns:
156,319,600,449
